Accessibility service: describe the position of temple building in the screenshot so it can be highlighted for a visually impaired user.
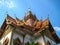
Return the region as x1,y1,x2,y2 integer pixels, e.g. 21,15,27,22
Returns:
0,9,60,45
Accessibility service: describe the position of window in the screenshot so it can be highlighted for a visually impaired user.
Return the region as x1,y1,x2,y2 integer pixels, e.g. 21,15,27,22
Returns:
47,41,51,45
36,42,42,45
3,38,9,45
25,42,30,45
13,38,22,45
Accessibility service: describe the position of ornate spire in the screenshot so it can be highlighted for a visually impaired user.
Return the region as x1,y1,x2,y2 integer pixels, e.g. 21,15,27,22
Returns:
14,14,16,19
27,8,32,15
47,14,49,19
23,8,38,26
24,12,26,17
6,11,8,17
28,8,31,11
40,17,42,21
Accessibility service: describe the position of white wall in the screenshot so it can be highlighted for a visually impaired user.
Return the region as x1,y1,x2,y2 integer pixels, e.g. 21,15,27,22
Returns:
34,36,45,45
0,31,12,45
11,32,23,45
24,34,45,45
44,36,56,45
24,34,32,43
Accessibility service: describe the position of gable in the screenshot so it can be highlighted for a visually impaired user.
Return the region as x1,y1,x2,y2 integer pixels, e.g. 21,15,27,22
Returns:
48,21,60,44
0,10,60,44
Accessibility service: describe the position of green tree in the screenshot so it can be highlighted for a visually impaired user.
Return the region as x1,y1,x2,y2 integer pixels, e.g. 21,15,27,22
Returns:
30,41,35,45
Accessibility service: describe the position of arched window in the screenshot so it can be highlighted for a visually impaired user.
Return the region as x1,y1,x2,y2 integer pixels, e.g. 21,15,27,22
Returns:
13,38,22,45
25,42,30,45
3,38,9,45
36,42,42,45
47,41,51,45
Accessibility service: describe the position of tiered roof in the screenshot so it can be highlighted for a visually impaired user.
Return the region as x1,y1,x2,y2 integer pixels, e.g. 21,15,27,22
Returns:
0,10,60,44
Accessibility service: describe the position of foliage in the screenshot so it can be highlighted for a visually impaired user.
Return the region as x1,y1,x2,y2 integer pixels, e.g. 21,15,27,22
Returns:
30,41,35,45
25,41,36,45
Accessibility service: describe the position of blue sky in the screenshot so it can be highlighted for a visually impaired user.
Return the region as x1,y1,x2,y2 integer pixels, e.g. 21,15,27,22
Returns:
0,0,60,45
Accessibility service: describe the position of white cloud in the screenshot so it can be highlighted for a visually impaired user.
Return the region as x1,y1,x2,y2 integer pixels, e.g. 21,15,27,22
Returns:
0,0,4,5
0,0,16,9
6,1,15,8
54,27,60,31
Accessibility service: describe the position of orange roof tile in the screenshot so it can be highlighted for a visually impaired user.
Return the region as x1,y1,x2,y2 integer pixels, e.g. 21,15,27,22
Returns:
41,19,49,29
35,20,42,29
